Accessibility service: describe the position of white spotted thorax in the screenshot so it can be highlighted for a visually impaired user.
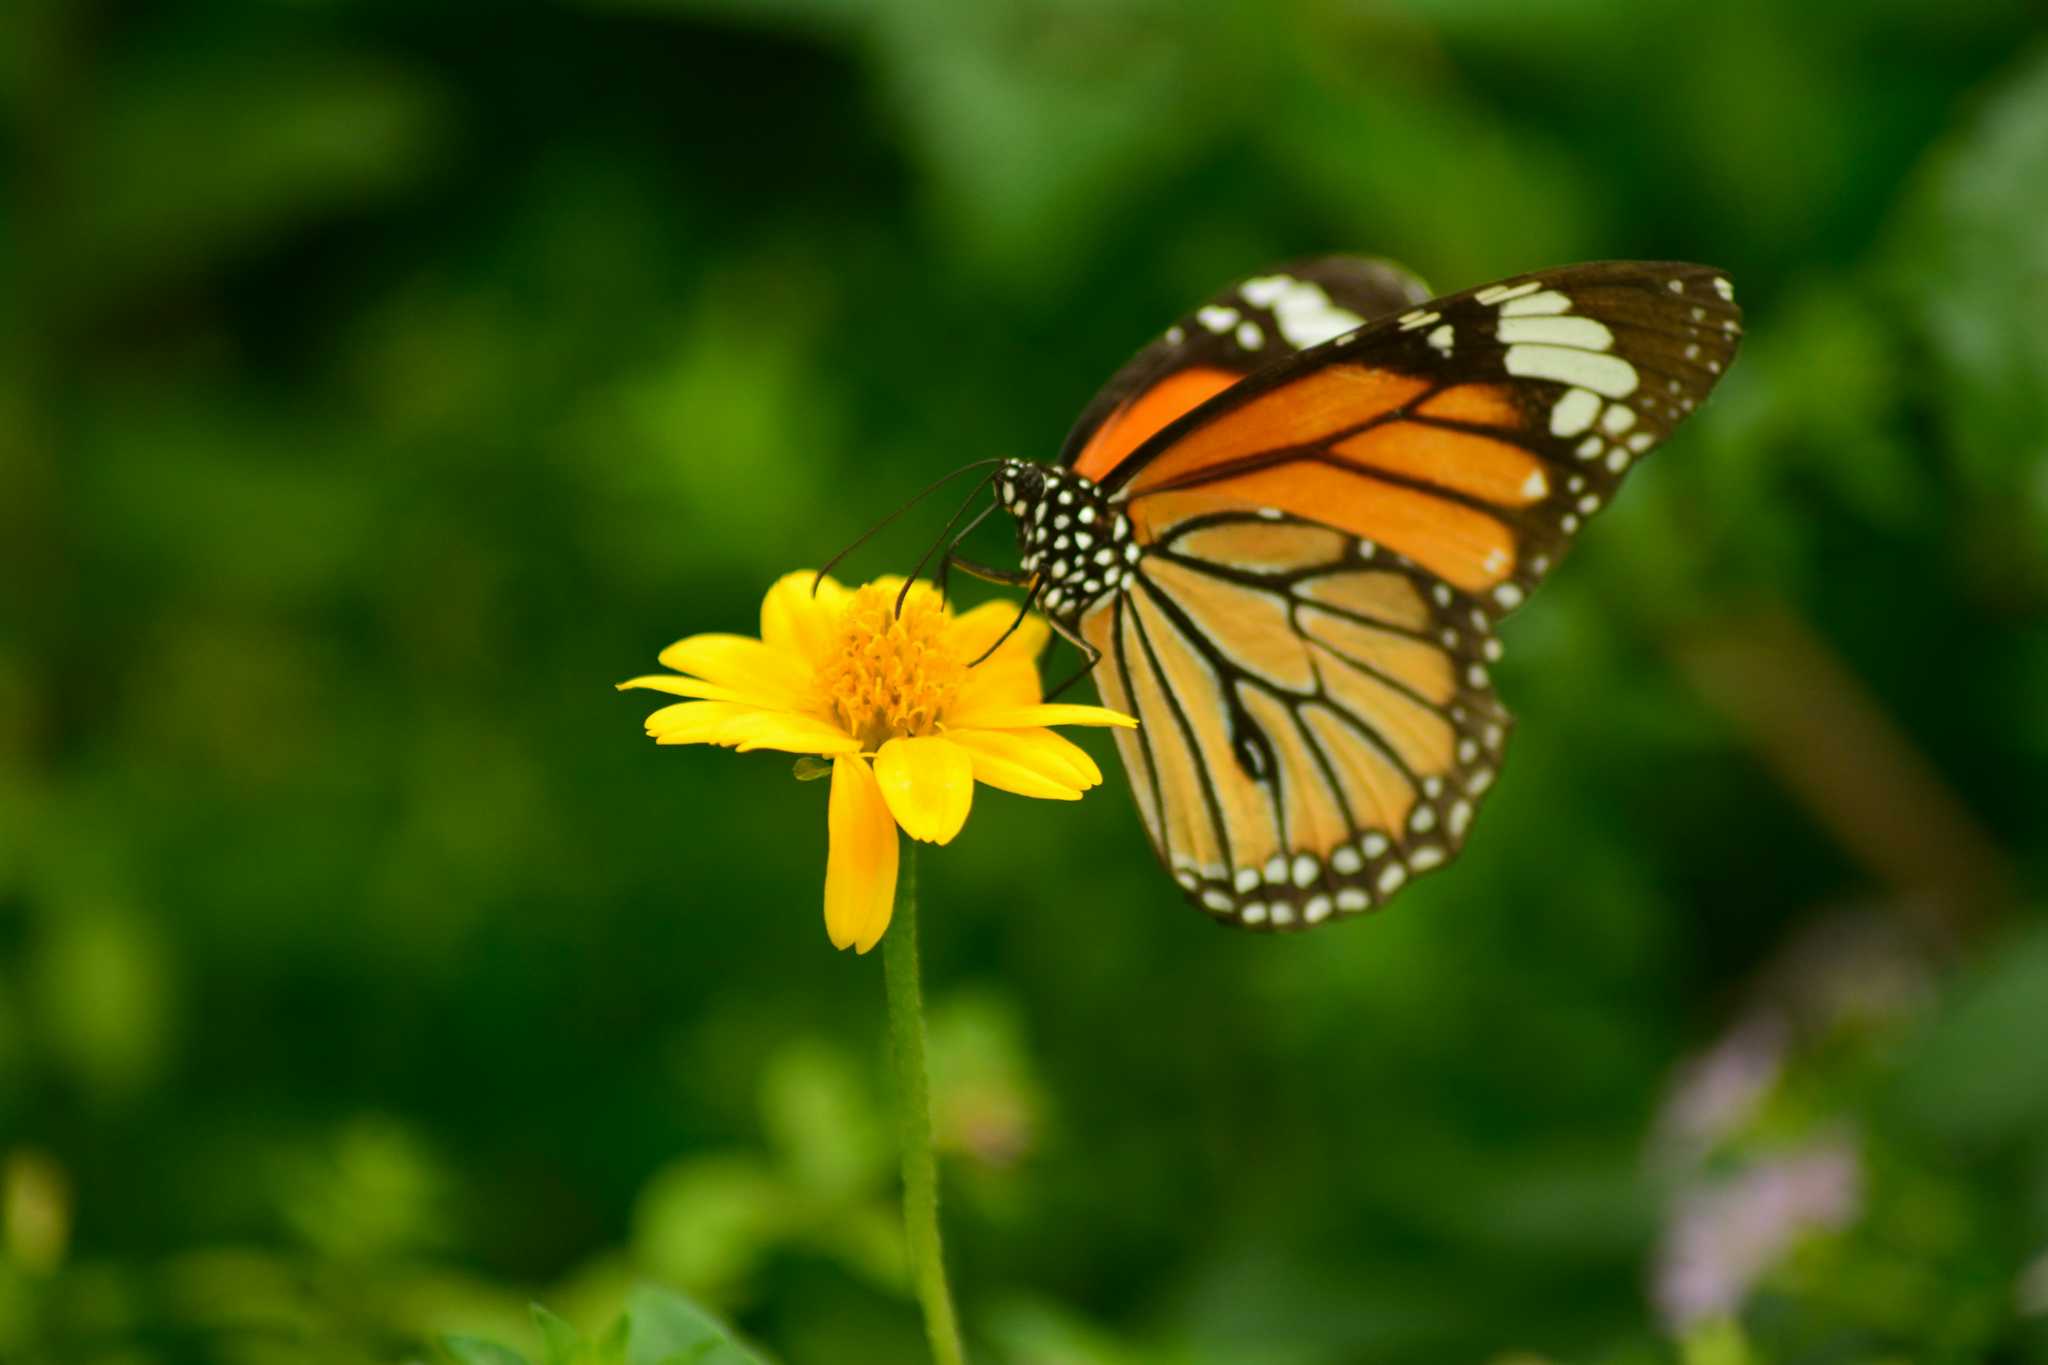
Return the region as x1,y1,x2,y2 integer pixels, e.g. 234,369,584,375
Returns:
998,461,1137,623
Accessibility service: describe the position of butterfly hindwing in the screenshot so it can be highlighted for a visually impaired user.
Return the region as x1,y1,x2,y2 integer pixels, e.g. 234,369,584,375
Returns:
1080,511,1509,928
1060,256,1433,486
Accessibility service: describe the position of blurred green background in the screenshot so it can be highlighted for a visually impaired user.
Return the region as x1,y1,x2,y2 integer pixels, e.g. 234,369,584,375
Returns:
4,0,2048,1361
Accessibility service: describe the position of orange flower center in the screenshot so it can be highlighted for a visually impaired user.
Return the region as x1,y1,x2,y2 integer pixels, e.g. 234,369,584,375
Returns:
816,586,965,749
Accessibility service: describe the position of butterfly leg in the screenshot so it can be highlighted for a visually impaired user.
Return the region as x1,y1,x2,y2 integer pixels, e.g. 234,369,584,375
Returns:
1040,616,1104,701
942,551,1031,585
937,550,1033,612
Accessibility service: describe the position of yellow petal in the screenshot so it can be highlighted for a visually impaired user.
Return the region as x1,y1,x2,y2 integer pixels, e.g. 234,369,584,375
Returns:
643,701,860,754
642,700,757,745
951,658,1046,715
872,735,975,845
943,729,1087,800
656,634,811,706
724,712,863,754
999,726,1104,787
760,571,849,666
948,701,1138,730
618,674,759,703
826,756,899,953
948,600,1050,667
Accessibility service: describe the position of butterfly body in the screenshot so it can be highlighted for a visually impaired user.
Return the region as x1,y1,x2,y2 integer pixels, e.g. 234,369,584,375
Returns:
979,258,1741,929
996,462,1136,623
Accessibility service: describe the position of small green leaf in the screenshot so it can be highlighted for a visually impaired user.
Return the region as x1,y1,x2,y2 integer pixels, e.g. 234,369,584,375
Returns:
533,1305,586,1365
595,1312,633,1365
442,1335,532,1365
624,1286,768,1365
791,756,832,782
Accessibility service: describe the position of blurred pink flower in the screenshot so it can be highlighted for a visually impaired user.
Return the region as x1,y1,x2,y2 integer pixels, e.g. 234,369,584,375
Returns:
1654,1138,1862,1329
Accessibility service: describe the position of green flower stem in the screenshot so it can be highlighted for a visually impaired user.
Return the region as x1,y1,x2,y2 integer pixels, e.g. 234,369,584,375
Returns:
881,843,967,1365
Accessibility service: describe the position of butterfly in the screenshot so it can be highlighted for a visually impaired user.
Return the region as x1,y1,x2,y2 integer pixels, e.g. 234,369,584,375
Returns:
951,257,1741,929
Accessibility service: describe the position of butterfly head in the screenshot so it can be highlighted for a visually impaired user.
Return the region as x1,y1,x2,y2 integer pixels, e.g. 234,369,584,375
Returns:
997,460,1138,622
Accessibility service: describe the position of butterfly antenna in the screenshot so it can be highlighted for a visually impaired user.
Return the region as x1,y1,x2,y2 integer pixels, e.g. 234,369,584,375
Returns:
968,577,1044,668
813,458,1007,594
931,500,998,604
894,468,1001,617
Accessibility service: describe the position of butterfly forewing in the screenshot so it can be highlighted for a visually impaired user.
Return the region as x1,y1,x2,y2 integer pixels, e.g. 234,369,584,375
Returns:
1103,262,1743,616
1059,256,1433,487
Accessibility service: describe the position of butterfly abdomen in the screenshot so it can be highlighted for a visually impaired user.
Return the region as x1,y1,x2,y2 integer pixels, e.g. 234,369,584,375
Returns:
1000,461,1140,622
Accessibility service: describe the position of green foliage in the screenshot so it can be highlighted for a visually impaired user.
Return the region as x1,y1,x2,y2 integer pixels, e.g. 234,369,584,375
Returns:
2,0,2045,1362
443,1289,765,1365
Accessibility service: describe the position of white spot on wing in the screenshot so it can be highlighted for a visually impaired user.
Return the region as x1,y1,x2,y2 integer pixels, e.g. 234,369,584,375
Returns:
1474,280,1542,305
1548,387,1602,437
1197,305,1240,334
1427,324,1454,355
1504,345,1639,397
1240,275,1365,348
1497,290,1573,317
1497,315,1613,350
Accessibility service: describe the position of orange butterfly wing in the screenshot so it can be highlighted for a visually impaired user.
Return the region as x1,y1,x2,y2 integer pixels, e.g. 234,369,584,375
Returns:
1059,256,1432,485
1106,263,1743,610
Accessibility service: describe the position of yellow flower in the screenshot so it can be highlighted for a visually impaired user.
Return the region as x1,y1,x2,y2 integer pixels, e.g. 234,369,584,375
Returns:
619,572,1136,953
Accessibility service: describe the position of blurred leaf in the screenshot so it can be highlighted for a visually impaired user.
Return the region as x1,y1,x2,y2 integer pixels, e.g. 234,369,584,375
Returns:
624,1285,768,1365
1890,923,2048,1145
1679,1318,1756,1365
445,1335,533,1365
632,1156,794,1299
870,0,1200,284
758,1039,888,1201
32,901,177,1103
535,1304,587,1365
1888,46,2048,491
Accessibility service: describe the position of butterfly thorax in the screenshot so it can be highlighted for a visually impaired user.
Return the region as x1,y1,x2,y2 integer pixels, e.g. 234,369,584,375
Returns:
998,461,1140,624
